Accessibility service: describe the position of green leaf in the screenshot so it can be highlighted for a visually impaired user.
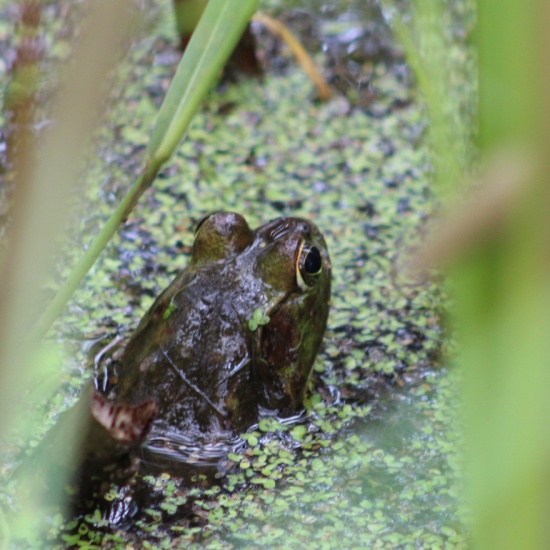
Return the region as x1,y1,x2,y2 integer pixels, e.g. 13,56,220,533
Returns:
31,0,259,343
163,303,177,320
147,0,259,165
249,307,270,331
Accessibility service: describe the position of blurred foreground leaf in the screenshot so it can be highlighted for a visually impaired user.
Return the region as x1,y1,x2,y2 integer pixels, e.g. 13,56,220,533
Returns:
31,0,259,343
1,0,258,543
396,1,550,548
0,0,134,542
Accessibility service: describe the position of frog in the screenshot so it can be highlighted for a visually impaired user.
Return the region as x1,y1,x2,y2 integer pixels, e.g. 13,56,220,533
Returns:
34,212,330,500
102,211,332,446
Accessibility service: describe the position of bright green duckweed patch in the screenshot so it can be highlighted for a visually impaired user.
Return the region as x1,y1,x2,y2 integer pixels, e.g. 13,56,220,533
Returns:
0,0,472,547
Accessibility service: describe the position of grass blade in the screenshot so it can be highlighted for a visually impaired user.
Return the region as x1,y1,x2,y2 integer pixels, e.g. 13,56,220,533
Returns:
147,0,259,164
31,0,259,343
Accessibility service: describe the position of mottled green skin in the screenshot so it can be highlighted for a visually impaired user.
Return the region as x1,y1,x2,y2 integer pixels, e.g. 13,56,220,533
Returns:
109,212,331,441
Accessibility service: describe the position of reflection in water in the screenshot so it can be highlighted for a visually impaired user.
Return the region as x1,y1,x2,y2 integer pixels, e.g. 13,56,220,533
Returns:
88,410,310,529
142,409,306,472
257,0,407,106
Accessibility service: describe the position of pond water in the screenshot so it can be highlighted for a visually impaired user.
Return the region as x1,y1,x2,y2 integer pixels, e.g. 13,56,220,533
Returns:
0,0,474,547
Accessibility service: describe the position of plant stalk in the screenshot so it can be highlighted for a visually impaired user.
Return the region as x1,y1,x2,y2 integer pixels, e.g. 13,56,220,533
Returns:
31,0,258,343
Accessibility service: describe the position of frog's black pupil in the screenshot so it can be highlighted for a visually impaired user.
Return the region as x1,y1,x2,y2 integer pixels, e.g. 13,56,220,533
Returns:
304,246,322,275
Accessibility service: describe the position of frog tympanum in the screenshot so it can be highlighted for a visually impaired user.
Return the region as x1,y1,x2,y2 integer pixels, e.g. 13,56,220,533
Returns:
105,212,331,444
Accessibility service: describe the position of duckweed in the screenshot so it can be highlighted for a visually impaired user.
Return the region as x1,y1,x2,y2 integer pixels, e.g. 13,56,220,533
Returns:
0,0,475,547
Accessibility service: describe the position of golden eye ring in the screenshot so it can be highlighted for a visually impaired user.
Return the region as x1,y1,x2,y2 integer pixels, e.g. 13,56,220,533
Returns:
296,241,323,290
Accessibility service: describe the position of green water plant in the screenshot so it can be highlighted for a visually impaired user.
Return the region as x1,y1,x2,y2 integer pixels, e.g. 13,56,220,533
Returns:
0,1,136,540
248,307,270,331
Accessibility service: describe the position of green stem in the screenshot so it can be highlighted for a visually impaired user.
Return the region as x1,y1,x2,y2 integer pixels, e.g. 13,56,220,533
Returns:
30,161,157,344
31,0,258,342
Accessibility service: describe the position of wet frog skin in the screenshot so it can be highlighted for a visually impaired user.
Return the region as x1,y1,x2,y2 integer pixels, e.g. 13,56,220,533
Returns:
106,212,331,443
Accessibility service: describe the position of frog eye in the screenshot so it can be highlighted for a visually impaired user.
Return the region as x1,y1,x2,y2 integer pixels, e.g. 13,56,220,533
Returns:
296,242,323,290
192,212,254,264
194,212,218,236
